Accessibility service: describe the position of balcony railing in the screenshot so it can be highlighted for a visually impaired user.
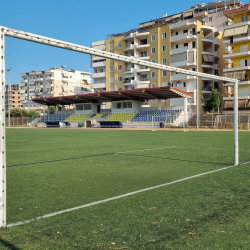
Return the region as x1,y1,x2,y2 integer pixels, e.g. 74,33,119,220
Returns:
224,63,250,69
223,5,250,15
224,48,250,54
138,78,150,81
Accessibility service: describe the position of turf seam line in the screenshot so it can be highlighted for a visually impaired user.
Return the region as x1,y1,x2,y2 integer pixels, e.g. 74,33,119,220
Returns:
7,161,247,228
7,146,177,167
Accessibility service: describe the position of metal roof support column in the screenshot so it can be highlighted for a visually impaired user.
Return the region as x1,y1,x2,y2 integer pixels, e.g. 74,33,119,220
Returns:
184,96,188,127
47,106,50,122
0,28,6,228
234,80,239,166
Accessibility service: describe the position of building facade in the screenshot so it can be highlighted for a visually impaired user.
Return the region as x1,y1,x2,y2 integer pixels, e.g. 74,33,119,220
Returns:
223,1,250,112
91,0,242,114
20,67,92,110
5,84,21,110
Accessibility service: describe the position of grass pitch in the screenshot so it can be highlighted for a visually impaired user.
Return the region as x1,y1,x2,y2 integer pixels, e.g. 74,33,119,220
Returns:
1,128,250,249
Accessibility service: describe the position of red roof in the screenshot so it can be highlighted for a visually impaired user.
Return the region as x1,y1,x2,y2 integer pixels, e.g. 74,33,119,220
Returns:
32,86,193,106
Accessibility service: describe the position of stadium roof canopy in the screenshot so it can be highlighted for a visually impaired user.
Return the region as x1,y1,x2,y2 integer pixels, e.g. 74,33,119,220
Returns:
32,86,193,106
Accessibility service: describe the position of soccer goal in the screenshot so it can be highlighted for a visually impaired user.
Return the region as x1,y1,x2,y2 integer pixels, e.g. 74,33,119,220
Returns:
0,25,239,229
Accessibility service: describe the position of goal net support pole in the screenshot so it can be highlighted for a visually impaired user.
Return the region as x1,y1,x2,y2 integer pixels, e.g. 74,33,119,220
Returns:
0,31,6,228
0,25,239,228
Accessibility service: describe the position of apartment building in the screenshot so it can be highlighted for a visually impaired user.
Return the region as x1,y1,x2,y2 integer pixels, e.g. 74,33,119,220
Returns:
91,0,241,113
5,84,21,110
223,1,250,112
20,67,92,110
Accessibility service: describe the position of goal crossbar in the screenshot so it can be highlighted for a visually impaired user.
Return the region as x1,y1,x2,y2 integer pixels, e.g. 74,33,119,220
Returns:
0,26,239,228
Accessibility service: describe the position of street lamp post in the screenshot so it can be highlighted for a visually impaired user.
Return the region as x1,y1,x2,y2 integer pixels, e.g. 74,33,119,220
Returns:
6,68,11,127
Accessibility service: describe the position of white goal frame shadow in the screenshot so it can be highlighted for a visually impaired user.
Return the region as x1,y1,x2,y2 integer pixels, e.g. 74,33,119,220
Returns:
0,26,239,228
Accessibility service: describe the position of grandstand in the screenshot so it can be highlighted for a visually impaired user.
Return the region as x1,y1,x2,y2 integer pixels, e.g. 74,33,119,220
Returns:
106,113,135,122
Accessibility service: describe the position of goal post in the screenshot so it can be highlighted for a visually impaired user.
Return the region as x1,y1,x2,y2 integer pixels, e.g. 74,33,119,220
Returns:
0,25,239,228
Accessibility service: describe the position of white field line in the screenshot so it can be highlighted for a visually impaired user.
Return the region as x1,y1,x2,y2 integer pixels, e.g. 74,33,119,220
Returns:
7,160,250,228
7,146,178,167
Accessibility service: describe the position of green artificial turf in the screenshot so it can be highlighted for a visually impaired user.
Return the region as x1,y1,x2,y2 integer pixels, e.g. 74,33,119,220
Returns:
1,128,250,249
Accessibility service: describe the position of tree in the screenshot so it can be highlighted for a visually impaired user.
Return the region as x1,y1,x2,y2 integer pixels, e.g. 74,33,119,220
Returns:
27,110,40,117
56,105,62,111
45,106,56,114
8,107,28,117
205,89,220,112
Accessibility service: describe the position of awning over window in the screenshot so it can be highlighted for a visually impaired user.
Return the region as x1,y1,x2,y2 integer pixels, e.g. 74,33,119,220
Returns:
171,52,187,63
224,100,247,109
183,11,193,18
172,13,182,19
202,54,214,62
223,25,248,37
223,71,246,80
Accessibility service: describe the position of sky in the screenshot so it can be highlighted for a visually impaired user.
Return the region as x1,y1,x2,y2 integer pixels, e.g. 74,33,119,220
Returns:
0,0,244,84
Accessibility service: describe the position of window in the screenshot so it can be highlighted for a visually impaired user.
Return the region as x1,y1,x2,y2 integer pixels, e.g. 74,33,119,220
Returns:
209,17,212,22
109,44,113,50
109,77,114,83
183,30,188,33
84,104,92,110
162,82,167,87
162,32,167,39
117,42,122,48
152,99,156,103
118,87,122,91
151,34,156,41
152,72,156,78
152,59,156,63
109,66,114,72
117,76,122,82
100,69,104,73
151,47,156,54
109,88,114,91
241,16,248,22
162,70,167,77
162,45,167,52
176,44,178,49
183,82,186,87
117,65,122,71
109,59,113,61
184,43,188,47
151,83,156,88
176,31,178,36
192,41,196,48
162,58,167,64
79,103,87,110
123,102,127,108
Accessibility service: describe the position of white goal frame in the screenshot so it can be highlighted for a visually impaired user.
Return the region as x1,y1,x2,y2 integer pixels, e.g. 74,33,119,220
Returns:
0,26,239,228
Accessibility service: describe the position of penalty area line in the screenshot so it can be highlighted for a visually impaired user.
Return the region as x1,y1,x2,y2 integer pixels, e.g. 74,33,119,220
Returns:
7,160,250,228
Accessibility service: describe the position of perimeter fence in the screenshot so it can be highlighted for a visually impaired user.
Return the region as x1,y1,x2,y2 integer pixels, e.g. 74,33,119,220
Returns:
5,113,250,130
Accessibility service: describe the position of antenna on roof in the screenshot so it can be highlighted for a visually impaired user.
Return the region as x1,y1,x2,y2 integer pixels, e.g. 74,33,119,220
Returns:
61,65,66,69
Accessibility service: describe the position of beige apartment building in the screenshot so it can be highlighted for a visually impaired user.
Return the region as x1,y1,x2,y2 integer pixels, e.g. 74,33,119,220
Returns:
5,84,21,110
91,0,242,114
20,67,92,111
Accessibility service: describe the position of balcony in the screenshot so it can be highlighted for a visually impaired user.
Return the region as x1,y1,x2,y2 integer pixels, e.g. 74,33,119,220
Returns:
223,48,250,59
170,33,196,43
135,32,150,38
170,19,196,30
45,76,54,81
36,78,43,82
92,61,106,67
223,92,250,100
62,77,69,82
223,20,250,30
123,33,134,40
138,54,150,60
223,5,250,18
202,86,217,94
202,62,214,69
171,74,196,81
92,83,106,89
92,72,106,78
135,43,150,50
170,46,191,55
136,66,150,73
137,78,150,84
223,34,250,45
170,60,196,68
136,83,150,89
20,80,28,84
193,11,208,19
124,80,137,86
123,44,135,52
223,63,250,72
